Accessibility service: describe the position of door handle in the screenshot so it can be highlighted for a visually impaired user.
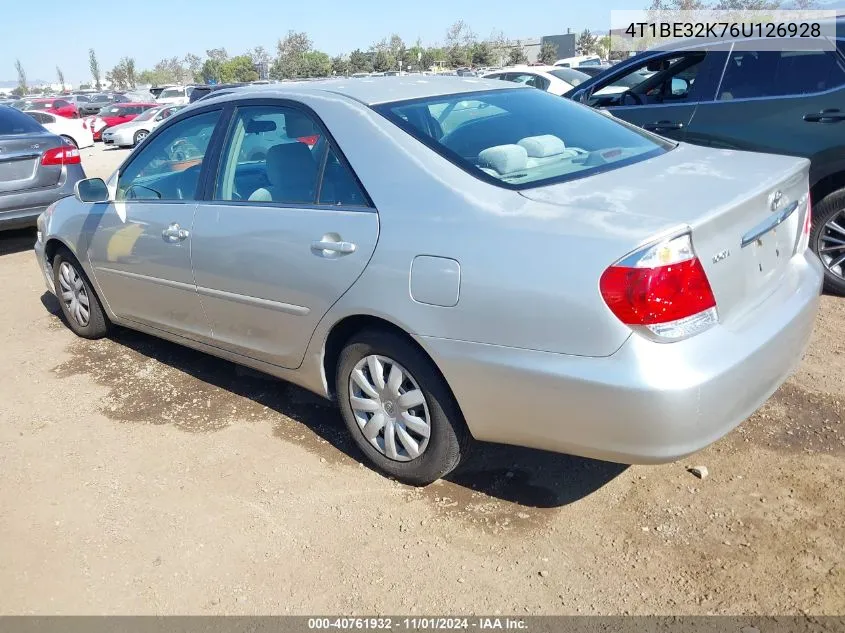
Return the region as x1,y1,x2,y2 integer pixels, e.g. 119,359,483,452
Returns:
804,109,845,123
162,223,189,242
311,239,356,255
643,121,684,132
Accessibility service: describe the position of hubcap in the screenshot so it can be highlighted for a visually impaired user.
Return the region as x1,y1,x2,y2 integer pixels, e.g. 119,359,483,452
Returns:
137,132,147,141
348,355,431,462
818,209,845,281
58,261,90,327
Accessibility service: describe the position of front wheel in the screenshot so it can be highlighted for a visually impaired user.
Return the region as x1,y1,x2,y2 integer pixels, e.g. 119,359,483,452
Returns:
336,330,470,485
133,129,149,146
53,250,110,339
810,187,845,295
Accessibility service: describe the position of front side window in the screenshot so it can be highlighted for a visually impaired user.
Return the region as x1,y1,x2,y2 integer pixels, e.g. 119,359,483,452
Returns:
215,105,325,204
718,46,845,100
376,88,669,188
54,100,69,108
117,110,220,201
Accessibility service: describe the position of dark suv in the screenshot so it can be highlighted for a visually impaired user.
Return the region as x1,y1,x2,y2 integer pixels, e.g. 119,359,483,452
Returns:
566,25,845,293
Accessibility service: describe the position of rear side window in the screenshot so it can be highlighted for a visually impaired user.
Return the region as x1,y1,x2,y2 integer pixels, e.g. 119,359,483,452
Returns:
376,88,669,189
718,47,845,100
0,106,44,134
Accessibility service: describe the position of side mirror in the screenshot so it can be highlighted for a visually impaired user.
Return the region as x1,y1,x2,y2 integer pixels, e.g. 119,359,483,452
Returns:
74,178,110,203
671,77,689,96
154,115,163,121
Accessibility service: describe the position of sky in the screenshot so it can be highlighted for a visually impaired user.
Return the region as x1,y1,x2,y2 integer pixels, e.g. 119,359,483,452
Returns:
0,0,648,84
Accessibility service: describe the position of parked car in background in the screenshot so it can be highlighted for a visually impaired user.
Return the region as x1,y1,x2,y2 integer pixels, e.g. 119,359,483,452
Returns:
35,78,821,484
574,64,614,77
189,83,248,103
156,86,194,106
0,106,85,230
14,98,79,119
566,27,845,293
86,103,158,141
483,66,590,95
102,104,186,147
24,111,94,148
555,54,602,68
78,93,128,116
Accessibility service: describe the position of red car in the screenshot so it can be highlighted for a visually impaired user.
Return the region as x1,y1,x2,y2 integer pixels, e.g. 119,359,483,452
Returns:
27,98,79,119
86,102,157,141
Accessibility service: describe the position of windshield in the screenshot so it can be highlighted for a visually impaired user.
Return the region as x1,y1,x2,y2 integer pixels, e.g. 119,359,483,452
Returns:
91,94,111,102
0,107,45,134
101,106,123,116
376,88,668,189
28,101,52,110
159,88,183,98
134,108,159,122
549,68,591,86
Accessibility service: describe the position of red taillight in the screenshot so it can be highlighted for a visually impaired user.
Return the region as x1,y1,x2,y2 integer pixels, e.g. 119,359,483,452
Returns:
600,233,718,341
41,146,81,167
803,195,812,236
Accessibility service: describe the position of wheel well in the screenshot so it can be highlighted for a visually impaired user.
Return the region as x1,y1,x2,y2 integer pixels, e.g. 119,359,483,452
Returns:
44,238,67,264
322,315,451,402
811,172,845,209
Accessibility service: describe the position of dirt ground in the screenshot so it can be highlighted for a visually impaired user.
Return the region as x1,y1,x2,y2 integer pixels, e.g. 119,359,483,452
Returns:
0,144,843,615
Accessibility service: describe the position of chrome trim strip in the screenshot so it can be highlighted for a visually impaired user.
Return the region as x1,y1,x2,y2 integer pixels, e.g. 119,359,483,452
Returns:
196,285,310,316
740,200,799,248
96,266,196,291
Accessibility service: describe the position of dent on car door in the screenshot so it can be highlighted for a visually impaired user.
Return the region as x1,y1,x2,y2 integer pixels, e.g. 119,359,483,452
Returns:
190,103,379,370
590,49,725,141
86,109,223,339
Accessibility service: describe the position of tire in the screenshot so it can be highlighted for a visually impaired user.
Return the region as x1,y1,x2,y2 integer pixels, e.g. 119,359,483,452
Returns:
810,187,845,296
60,135,78,148
133,129,149,146
336,330,470,485
53,249,110,339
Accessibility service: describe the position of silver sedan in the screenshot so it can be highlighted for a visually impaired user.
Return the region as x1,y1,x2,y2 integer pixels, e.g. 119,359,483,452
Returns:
101,104,185,148
34,78,822,484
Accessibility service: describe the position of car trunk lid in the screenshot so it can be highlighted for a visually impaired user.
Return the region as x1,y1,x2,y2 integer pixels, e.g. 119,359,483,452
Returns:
518,144,811,326
0,132,64,194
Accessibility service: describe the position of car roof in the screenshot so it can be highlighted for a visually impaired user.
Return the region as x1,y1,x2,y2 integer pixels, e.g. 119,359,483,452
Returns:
205,76,524,106
107,102,157,107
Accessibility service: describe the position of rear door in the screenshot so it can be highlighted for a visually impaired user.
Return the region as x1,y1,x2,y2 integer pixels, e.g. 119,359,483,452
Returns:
190,101,379,369
585,47,726,141
0,108,63,195
684,41,845,187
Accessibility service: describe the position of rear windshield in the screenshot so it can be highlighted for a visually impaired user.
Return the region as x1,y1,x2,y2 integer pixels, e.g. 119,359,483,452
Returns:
375,88,669,189
0,106,45,134
159,88,183,98
549,68,591,86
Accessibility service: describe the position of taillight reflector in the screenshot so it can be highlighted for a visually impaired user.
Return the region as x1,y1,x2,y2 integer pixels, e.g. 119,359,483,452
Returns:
600,233,718,341
41,146,81,166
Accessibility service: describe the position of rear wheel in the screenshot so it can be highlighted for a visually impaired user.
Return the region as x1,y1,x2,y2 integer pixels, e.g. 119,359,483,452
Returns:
60,135,78,148
133,129,149,146
53,250,110,339
811,187,845,295
336,330,470,485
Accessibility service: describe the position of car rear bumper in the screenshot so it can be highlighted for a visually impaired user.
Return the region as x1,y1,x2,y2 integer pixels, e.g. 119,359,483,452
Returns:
0,164,85,230
420,251,823,464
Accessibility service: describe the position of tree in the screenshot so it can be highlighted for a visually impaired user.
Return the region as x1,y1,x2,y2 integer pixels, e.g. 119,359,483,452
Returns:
302,51,332,77
648,0,708,8
538,42,559,65
106,64,128,90
470,41,495,67
184,53,202,83
488,30,510,66
270,30,313,79
507,43,528,66
596,35,612,59
89,49,101,90
56,66,66,92
576,29,599,55
220,55,260,82
206,48,229,63
14,59,27,96
331,55,349,76
445,20,475,68
125,57,136,88
248,46,271,66
791,0,816,7
714,0,781,7
372,49,393,73
348,49,373,74
11,86,25,97
200,59,223,84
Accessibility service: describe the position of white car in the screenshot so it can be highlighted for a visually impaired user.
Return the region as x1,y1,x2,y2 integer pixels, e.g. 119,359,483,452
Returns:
23,110,94,149
156,86,193,106
555,54,603,68
101,104,185,148
482,65,591,96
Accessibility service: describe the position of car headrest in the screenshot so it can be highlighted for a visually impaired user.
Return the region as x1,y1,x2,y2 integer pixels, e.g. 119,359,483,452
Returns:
518,135,566,157
285,111,317,138
478,144,528,175
266,142,317,187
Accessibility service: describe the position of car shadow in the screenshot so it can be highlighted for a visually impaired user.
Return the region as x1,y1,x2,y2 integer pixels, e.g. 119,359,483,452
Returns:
42,294,626,507
0,228,36,256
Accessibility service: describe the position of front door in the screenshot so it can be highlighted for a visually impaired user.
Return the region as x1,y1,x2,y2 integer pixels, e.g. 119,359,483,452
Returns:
87,108,222,340
584,48,726,142
190,103,379,369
